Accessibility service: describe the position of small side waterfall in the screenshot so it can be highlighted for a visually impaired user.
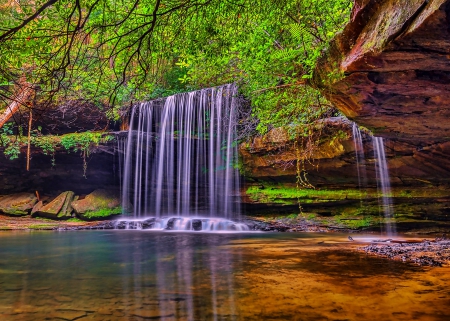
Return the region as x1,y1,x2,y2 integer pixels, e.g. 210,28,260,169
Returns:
372,137,396,236
352,123,368,195
120,84,246,231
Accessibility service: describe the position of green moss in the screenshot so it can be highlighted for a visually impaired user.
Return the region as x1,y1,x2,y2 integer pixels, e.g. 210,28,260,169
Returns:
35,217,54,221
335,216,377,229
4,209,29,216
28,224,56,230
245,184,447,205
66,218,83,222
246,185,366,204
82,207,122,219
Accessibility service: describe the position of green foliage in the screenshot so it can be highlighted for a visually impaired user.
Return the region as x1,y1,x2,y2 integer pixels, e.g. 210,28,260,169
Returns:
0,127,113,174
182,0,352,133
0,123,20,159
60,132,113,155
0,0,352,134
31,135,56,155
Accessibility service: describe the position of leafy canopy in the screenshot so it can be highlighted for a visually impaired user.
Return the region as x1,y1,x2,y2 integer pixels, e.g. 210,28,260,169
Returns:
0,0,352,132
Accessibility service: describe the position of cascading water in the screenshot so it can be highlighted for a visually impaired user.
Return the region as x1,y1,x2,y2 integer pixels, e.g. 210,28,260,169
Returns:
352,123,368,199
120,84,248,231
372,137,396,236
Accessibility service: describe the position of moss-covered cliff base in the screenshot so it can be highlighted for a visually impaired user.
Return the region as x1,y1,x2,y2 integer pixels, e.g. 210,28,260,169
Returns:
243,184,450,234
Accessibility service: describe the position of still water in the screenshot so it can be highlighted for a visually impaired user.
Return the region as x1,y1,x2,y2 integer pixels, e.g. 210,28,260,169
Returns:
0,231,449,320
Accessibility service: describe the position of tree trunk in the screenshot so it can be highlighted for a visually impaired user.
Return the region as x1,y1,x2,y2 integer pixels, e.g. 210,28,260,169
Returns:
0,81,33,129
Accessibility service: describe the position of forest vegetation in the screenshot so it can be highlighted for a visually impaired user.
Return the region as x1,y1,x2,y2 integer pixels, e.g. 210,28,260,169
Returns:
0,0,352,150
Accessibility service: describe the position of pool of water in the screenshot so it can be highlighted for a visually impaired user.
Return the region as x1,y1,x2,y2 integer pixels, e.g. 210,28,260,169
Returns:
0,231,449,320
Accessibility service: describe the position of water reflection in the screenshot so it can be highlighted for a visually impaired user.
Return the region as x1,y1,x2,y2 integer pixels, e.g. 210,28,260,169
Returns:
0,231,243,320
0,231,449,321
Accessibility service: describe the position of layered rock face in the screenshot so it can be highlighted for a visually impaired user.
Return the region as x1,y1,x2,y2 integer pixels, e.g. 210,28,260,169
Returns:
0,145,119,195
312,0,450,143
240,118,450,189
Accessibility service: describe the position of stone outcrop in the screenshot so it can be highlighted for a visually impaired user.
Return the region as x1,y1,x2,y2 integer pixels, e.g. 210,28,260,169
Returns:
34,191,75,219
0,193,37,216
0,144,119,195
311,0,450,142
71,189,121,220
18,101,114,135
240,118,450,222
240,117,450,188
240,118,355,186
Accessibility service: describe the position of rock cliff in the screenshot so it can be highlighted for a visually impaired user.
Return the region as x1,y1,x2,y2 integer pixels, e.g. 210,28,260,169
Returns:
311,0,450,143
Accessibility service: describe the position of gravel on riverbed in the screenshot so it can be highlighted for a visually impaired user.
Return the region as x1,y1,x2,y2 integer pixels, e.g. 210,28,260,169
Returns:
359,239,450,267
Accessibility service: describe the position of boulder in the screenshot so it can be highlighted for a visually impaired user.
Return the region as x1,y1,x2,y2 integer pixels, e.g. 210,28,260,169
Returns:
71,189,121,220
0,193,37,216
35,191,75,219
31,201,44,216
58,192,75,218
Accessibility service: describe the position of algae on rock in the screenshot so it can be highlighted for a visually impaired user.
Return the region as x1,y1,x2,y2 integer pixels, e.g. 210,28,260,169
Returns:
71,189,121,220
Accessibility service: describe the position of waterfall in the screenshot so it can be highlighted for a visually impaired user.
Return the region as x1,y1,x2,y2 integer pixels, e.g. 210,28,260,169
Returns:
120,84,244,230
372,137,396,236
352,123,368,195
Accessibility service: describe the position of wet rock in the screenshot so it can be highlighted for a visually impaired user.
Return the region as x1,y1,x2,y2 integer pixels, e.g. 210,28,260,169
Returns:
35,191,75,219
72,189,121,220
359,240,450,266
0,193,37,216
166,218,176,230
114,221,127,229
84,221,116,230
192,219,202,231
142,218,156,229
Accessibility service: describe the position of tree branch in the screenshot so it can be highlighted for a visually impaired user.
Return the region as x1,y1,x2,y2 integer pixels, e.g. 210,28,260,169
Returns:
0,0,60,42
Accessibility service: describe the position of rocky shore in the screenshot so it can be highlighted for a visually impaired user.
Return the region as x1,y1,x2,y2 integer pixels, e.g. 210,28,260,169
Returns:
359,238,450,267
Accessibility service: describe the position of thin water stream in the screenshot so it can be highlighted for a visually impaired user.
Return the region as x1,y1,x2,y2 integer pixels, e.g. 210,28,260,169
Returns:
373,136,396,236
352,123,396,236
352,123,368,193
0,231,449,321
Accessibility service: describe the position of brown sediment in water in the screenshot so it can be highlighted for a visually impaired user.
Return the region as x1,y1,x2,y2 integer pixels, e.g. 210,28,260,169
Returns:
228,235,450,321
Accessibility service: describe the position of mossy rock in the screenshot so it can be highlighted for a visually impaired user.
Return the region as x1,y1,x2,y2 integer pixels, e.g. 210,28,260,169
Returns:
0,193,37,216
71,189,121,220
34,191,75,219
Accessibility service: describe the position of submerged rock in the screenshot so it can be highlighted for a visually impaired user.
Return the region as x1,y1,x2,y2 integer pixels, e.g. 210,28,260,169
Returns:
0,193,37,216
71,189,121,220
